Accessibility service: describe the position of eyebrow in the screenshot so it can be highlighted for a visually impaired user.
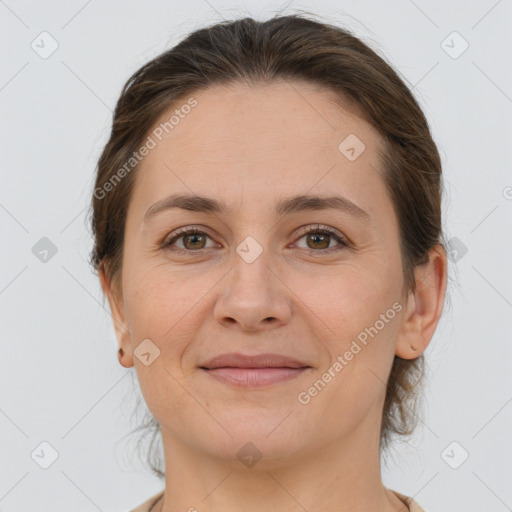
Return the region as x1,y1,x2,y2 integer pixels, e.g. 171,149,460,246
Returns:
144,193,371,223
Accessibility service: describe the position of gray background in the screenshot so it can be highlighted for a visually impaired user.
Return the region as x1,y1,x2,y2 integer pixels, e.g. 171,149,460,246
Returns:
1,0,511,510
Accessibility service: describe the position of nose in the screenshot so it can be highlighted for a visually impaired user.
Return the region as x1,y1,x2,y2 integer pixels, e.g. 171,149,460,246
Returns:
213,247,292,332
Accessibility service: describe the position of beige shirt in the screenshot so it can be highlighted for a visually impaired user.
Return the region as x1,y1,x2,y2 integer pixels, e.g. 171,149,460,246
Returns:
130,488,425,511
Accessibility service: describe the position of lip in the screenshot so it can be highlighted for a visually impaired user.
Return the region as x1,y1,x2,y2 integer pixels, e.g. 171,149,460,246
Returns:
199,352,309,370
199,352,311,389
203,367,309,388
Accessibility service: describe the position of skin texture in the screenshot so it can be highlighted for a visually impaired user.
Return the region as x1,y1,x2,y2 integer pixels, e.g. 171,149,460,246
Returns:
100,80,447,512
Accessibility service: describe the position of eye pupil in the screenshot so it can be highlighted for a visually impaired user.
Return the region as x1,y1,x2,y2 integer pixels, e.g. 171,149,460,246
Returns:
307,233,329,249
184,233,206,249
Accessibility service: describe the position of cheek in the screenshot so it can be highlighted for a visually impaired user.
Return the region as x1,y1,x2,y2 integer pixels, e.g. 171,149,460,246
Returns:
292,264,398,338
302,282,401,433
123,268,207,420
123,264,212,357
293,267,401,398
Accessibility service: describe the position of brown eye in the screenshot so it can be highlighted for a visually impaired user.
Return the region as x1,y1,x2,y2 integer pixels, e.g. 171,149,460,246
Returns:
305,232,330,250
182,232,207,250
163,227,215,252
294,225,349,253
162,224,349,256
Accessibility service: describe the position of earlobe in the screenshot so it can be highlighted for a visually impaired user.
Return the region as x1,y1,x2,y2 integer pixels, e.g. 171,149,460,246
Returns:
117,346,131,368
98,262,134,368
395,245,448,360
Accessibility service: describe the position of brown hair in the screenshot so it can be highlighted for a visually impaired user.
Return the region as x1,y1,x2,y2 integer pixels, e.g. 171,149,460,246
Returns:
89,12,447,477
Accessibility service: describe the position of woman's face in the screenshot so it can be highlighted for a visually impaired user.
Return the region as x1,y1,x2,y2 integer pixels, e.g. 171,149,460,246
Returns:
107,81,419,464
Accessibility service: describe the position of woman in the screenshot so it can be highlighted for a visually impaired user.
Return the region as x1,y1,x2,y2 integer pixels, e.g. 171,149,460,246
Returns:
90,13,448,512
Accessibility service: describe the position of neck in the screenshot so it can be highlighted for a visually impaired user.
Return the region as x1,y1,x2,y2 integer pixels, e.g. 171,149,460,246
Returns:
155,419,407,512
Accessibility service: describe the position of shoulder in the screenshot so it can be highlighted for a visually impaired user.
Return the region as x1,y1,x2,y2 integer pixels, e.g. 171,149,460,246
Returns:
390,489,426,512
130,490,164,512
129,488,423,512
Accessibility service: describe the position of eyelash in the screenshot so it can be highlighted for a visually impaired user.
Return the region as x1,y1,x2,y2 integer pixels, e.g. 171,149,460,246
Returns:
161,224,351,256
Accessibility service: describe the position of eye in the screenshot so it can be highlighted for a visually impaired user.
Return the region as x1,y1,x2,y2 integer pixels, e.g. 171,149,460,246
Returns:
293,224,350,253
162,227,217,253
161,224,350,255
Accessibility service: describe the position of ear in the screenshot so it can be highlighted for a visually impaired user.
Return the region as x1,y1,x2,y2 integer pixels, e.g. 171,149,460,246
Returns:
395,245,448,359
98,262,134,368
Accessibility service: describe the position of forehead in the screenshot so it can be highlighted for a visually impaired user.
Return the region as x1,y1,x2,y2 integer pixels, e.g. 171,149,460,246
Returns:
148,80,383,160
130,80,390,221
